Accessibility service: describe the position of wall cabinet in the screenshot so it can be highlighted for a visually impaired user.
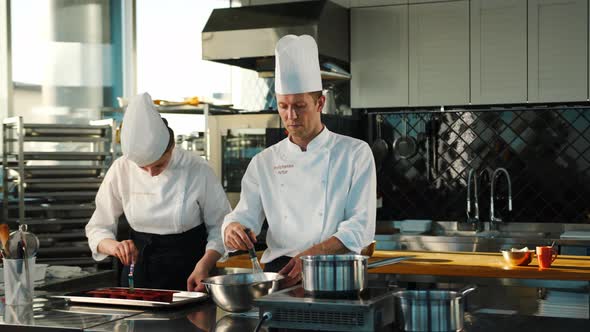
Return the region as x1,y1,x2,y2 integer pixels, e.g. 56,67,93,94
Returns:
470,0,527,104
351,5,408,107
528,0,588,102
351,0,590,107
409,0,469,106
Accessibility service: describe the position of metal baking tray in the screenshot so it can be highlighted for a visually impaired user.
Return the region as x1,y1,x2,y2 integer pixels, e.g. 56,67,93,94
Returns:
52,287,209,308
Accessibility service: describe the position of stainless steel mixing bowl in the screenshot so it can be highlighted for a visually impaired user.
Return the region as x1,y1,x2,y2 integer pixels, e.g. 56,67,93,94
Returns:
202,272,282,313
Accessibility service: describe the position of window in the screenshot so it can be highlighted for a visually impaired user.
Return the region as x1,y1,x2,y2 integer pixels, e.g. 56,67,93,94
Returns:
10,0,121,124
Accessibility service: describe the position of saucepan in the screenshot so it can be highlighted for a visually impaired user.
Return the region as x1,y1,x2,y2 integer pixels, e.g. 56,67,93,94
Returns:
300,254,412,298
202,272,282,313
394,285,477,332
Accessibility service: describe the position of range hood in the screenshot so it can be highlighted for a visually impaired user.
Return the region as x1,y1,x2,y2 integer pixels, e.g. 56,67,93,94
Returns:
202,0,349,79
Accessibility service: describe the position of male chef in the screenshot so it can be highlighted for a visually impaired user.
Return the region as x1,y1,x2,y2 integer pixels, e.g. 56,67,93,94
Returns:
222,34,376,287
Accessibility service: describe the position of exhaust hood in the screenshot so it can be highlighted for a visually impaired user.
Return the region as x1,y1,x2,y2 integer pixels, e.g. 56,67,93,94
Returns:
202,0,349,79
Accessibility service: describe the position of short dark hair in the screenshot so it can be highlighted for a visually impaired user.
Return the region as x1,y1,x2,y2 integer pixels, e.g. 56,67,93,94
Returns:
162,118,175,152
308,91,323,103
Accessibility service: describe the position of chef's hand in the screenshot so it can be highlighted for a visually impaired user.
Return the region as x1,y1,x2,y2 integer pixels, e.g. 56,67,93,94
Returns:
113,240,139,266
224,222,256,251
278,256,303,288
187,264,209,292
98,239,138,266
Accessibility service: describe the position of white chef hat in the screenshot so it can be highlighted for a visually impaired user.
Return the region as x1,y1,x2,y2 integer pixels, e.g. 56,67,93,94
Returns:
274,34,322,95
121,92,169,166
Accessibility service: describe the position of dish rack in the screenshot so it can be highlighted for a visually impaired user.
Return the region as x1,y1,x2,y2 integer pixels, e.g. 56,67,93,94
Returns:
2,116,117,267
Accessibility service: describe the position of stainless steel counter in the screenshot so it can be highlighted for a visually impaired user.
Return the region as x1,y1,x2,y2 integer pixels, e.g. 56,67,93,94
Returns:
1,295,589,331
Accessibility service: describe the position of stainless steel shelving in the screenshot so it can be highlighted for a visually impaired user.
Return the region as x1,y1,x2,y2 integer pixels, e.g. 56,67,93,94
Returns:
2,116,116,267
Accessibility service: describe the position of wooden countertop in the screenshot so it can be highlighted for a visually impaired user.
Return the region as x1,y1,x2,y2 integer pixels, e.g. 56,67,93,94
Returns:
218,250,590,281
369,250,590,281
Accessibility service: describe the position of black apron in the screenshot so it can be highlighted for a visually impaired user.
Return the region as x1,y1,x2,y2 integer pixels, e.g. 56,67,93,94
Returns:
263,255,292,273
120,223,207,290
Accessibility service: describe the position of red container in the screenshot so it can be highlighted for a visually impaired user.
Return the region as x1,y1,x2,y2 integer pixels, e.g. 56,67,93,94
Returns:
536,246,558,269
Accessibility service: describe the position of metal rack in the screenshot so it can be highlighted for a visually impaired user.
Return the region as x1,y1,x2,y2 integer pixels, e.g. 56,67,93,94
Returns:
2,116,116,267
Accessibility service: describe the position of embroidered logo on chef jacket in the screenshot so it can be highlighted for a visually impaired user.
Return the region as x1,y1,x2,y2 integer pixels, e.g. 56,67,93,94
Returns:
274,164,294,175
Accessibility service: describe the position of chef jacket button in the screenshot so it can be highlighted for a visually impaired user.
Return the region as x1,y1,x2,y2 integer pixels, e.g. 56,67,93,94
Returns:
284,215,288,219
318,212,323,216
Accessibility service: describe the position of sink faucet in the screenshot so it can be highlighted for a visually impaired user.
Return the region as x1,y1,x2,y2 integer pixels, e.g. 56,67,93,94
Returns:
466,168,481,231
490,167,512,231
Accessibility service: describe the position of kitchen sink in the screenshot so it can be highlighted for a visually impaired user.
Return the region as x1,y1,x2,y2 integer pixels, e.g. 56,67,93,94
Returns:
375,220,559,253
375,233,552,253
433,231,550,239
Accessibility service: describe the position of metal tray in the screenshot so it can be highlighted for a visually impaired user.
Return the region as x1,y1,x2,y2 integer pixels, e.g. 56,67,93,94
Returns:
52,287,209,308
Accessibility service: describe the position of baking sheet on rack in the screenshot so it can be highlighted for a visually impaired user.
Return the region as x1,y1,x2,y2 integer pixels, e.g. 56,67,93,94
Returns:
51,287,209,308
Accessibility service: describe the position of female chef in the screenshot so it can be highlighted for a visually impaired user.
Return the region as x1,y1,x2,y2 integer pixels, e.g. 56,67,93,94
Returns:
86,92,231,291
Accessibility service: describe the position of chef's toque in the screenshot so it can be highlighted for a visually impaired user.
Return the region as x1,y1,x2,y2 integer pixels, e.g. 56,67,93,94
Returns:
274,34,322,94
121,92,169,166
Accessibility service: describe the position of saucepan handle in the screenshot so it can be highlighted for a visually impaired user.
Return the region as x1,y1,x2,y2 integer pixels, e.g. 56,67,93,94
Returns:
459,284,478,297
367,256,412,269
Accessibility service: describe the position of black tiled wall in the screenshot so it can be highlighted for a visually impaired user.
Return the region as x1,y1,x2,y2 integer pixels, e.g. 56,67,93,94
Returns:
373,108,590,223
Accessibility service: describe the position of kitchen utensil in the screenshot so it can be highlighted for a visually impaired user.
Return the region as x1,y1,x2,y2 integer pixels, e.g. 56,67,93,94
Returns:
128,263,135,293
0,224,10,257
243,228,264,277
501,249,534,266
201,272,283,313
248,247,264,274
21,233,31,300
425,116,432,181
536,246,558,269
7,225,39,258
300,254,412,298
394,115,417,159
52,287,208,308
394,285,477,332
3,257,35,305
153,96,199,107
371,115,389,169
430,116,440,179
417,115,427,151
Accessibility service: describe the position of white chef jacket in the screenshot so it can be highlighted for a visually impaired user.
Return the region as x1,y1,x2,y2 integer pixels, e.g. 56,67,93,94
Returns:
222,127,376,263
86,148,231,261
